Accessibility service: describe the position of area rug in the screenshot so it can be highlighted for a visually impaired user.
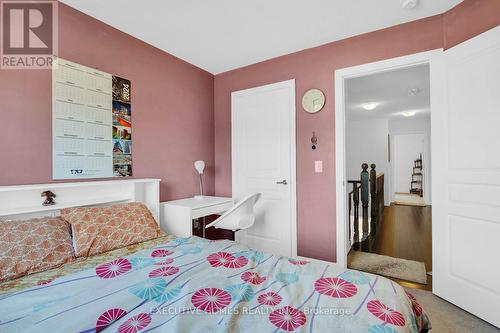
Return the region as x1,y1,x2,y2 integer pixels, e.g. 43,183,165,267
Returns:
404,288,499,333
393,192,426,207
348,251,427,284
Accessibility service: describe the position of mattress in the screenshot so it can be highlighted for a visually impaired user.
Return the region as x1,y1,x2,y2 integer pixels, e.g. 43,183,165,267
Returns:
0,236,430,332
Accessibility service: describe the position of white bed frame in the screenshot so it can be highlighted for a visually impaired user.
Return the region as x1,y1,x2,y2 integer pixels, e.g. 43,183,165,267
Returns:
0,179,161,223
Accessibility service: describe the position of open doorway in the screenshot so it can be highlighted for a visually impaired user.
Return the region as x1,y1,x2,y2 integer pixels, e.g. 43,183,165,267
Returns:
332,28,500,327
335,52,438,291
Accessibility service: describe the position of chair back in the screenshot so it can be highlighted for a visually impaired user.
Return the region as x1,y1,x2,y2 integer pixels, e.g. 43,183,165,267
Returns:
205,193,261,231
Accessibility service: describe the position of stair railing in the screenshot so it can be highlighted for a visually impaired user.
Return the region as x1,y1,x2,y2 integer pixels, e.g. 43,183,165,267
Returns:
348,163,385,250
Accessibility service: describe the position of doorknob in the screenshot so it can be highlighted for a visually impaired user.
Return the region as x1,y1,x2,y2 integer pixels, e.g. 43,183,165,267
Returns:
276,180,288,185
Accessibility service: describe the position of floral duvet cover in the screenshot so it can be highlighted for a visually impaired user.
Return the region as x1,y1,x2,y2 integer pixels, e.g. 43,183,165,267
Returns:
0,236,430,333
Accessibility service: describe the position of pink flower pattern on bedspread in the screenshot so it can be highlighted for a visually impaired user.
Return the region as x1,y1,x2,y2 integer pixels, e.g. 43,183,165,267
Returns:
191,288,232,313
154,258,174,266
367,300,406,326
150,249,173,258
0,237,430,332
95,258,132,279
314,277,358,298
405,290,423,317
269,306,306,331
241,271,266,285
207,252,235,267
258,291,282,306
148,266,179,278
118,313,151,333
222,255,248,269
288,259,309,265
96,308,127,332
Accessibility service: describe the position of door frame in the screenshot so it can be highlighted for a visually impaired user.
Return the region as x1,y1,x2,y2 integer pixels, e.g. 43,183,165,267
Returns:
334,49,442,268
231,79,298,258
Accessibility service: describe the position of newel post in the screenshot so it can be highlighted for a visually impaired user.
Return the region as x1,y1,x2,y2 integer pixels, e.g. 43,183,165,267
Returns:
360,163,369,237
352,182,360,239
370,164,378,223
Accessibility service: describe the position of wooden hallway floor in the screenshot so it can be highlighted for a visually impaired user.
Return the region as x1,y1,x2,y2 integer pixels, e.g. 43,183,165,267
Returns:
371,203,432,291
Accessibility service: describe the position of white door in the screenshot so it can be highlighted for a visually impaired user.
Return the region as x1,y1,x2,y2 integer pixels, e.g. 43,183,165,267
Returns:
392,133,425,194
433,26,500,327
231,79,296,257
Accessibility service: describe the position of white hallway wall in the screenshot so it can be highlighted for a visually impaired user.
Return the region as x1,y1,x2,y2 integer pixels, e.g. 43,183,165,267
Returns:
346,119,390,205
389,116,431,203
392,133,425,193
346,115,431,205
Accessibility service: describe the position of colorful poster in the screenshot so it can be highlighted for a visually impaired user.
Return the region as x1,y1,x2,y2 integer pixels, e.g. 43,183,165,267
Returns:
112,76,131,104
112,76,132,177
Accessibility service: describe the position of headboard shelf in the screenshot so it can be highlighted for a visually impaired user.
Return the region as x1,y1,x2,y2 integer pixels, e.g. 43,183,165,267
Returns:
0,179,160,192
0,196,133,217
0,179,161,223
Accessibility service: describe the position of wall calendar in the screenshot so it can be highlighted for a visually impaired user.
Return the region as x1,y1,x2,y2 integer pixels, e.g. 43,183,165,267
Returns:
52,58,132,179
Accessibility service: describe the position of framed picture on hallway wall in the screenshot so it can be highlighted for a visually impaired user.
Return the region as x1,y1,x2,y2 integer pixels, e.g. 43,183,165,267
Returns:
52,58,133,179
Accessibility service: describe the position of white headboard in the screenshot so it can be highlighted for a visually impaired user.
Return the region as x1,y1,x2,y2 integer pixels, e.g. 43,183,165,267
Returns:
0,179,161,223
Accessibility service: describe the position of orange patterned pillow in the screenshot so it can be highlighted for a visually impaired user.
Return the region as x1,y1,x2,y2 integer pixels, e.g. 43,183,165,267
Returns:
0,217,74,282
61,202,162,257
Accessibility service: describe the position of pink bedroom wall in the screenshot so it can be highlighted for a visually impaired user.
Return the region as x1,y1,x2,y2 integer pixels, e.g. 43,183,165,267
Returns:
0,3,215,202
213,16,443,262
1,0,499,263
213,0,500,262
443,0,500,49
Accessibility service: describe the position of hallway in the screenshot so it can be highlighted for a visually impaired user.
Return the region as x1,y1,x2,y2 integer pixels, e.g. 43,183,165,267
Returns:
372,203,432,290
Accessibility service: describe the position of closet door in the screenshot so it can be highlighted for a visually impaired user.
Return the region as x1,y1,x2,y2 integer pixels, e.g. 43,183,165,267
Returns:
231,80,296,257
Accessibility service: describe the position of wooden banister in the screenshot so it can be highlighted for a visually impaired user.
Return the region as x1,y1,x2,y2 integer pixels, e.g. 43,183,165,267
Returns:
351,181,360,239
370,164,377,220
360,163,369,241
347,162,385,251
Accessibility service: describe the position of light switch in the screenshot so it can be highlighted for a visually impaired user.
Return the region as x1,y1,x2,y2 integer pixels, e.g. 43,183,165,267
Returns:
315,160,323,173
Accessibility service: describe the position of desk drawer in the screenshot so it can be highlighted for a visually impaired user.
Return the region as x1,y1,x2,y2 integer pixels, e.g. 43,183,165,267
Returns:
191,202,233,219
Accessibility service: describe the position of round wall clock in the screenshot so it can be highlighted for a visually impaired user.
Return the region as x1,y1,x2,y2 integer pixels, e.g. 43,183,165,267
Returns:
302,89,325,114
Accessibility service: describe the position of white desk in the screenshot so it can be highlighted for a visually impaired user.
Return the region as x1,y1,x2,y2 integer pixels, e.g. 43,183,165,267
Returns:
160,196,234,237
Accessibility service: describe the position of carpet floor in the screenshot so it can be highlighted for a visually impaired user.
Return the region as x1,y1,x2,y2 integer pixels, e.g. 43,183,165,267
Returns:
348,251,427,284
406,288,499,332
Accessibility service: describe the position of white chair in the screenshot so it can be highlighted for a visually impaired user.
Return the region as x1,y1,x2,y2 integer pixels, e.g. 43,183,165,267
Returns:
205,193,261,232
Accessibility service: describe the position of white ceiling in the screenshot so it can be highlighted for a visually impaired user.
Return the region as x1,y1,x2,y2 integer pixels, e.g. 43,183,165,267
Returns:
346,64,430,121
60,0,462,74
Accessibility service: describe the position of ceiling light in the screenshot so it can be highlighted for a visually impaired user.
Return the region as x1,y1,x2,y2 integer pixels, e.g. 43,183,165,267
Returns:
401,110,417,117
362,103,378,111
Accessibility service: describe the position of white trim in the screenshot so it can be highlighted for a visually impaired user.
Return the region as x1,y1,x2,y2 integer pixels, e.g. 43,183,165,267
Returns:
231,79,297,257
289,81,298,258
0,178,161,192
334,49,442,268
0,178,161,223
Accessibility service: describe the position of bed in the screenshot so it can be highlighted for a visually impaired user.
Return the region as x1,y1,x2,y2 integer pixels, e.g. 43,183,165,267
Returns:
0,180,430,332
0,235,430,333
